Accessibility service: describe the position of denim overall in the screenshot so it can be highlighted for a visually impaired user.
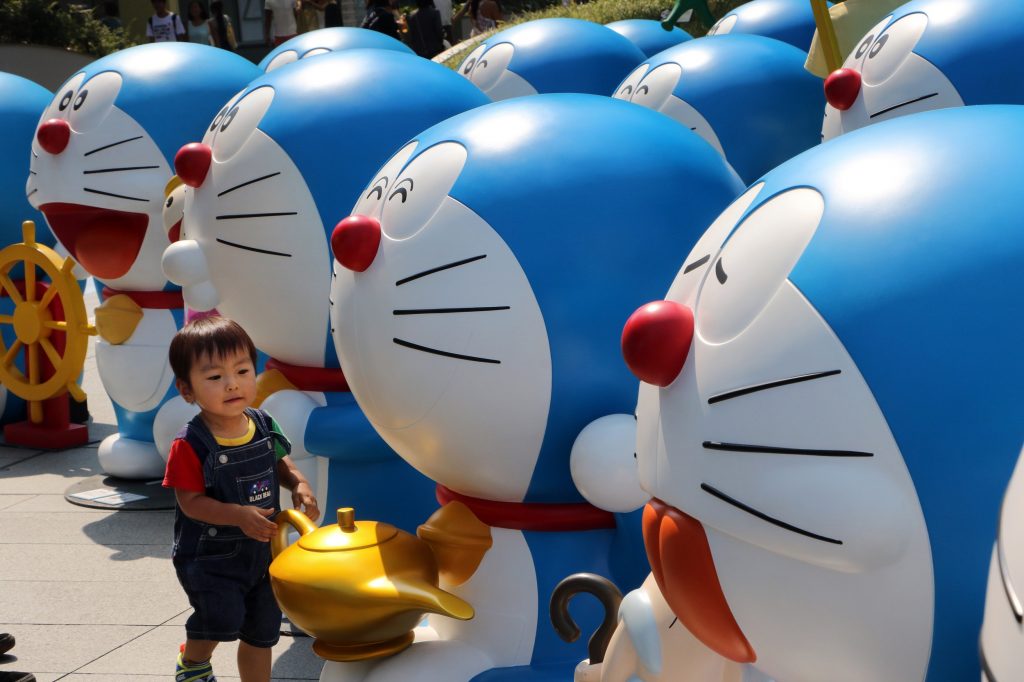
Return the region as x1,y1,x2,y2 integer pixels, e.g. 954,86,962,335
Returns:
172,408,289,646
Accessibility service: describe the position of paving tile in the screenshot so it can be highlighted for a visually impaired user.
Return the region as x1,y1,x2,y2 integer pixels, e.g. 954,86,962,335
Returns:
0,509,173,545
0,494,34,511
0,623,148,674
1,580,188,625
0,448,104,495
3,494,106,513
0,543,171,582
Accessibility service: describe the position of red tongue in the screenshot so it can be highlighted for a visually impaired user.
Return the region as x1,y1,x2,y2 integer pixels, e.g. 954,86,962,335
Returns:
40,203,148,281
643,499,756,663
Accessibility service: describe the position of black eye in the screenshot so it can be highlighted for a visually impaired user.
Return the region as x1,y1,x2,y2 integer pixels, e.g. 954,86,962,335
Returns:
479,59,488,68
868,33,889,58
620,85,633,96
220,106,239,132
59,90,73,111
367,180,386,201
636,85,649,96
462,58,476,73
73,90,88,111
388,178,414,203
715,258,727,284
209,106,228,132
165,196,174,208
855,34,873,59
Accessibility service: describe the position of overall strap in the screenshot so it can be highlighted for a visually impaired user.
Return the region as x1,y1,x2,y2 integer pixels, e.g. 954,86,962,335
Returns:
246,408,292,457
181,415,222,488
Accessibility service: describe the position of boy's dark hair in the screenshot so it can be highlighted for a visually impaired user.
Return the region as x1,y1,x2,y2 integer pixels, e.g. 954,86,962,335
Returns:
169,316,258,384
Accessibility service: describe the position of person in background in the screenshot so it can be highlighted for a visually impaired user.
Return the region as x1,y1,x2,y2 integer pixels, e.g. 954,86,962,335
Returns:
452,0,500,37
147,0,187,42
433,0,452,45
98,0,121,30
210,0,238,49
186,0,213,44
361,0,400,39
406,0,444,58
265,0,299,45
323,0,342,27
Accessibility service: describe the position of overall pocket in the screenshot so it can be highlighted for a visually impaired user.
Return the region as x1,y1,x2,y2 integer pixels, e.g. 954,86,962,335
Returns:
236,468,276,509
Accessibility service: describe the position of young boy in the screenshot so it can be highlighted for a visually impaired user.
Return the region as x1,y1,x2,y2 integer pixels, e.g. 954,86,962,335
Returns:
147,0,186,42
163,317,319,682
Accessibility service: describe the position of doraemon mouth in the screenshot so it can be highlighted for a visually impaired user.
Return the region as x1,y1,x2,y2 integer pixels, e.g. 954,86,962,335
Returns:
868,92,938,119
39,203,147,280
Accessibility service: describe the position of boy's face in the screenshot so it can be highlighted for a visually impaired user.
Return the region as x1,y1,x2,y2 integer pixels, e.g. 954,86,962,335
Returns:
177,348,256,422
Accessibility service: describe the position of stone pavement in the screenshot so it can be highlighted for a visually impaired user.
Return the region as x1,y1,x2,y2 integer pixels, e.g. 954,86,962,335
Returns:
0,284,322,681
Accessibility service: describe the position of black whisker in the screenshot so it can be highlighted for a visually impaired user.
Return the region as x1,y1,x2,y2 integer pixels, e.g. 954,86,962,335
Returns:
84,135,143,156
28,170,37,176
393,306,510,316
701,483,842,545
215,238,291,258
396,254,486,286
83,165,161,174
32,150,38,159
83,187,149,202
215,212,297,220
870,93,938,119
708,369,841,404
715,259,728,284
703,441,873,458
393,337,499,364
26,189,37,198
998,538,1023,623
668,617,678,628
217,172,282,197
683,254,710,274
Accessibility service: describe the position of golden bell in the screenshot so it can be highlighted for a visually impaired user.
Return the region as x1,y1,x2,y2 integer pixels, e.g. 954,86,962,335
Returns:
270,506,478,662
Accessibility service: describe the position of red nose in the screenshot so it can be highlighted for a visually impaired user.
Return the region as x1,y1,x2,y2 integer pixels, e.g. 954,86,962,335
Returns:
622,300,694,387
37,118,71,155
332,215,381,272
824,68,862,111
174,143,213,188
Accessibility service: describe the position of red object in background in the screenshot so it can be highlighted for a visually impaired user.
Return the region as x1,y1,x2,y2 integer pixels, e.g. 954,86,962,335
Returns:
621,300,694,387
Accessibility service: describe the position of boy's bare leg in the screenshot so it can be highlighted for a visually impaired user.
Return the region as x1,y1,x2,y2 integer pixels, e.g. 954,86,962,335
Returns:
183,639,218,665
237,640,272,682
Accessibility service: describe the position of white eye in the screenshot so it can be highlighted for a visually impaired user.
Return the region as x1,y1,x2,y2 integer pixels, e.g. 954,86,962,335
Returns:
380,142,467,240
41,73,85,123
470,43,515,92
614,64,649,100
67,71,122,133
845,16,891,67
210,86,275,162
203,89,245,146
709,14,736,35
350,141,419,218
631,63,680,110
459,44,487,78
302,47,330,59
695,188,824,344
666,183,764,307
861,13,927,86
264,49,298,72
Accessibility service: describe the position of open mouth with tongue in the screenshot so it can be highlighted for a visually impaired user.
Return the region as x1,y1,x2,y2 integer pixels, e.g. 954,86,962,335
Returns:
643,498,756,663
40,203,148,281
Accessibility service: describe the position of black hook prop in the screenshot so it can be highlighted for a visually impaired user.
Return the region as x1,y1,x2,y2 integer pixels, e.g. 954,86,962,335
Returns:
550,573,623,665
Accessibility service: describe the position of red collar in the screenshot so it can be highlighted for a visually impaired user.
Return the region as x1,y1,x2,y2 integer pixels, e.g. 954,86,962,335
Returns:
436,484,615,532
102,287,184,310
266,358,349,393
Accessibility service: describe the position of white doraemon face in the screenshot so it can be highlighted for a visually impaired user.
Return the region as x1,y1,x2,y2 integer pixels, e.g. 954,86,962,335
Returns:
707,13,737,35
27,71,173,290
263,47,333,73
458,43,535,101
168,87,328,366
635,184,934,680
822,13,962,141
330,142,552,501
614,62,725,157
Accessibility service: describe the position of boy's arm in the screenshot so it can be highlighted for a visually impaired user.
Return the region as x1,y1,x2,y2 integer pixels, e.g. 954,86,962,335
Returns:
277,456,320,522
175,489,278,542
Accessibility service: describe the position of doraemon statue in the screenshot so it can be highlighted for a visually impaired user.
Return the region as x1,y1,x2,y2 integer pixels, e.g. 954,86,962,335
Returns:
161,49,489,531
707,0,821,51
259,26,413,73
25,43,260,478
606,19,691,58
457,18,645,101
327,94,743,681
821,0,1024,141
619,105,1023,681
613,33,822,184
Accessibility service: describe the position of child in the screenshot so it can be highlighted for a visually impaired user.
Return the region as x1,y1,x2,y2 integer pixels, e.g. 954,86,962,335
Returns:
163,317,319,682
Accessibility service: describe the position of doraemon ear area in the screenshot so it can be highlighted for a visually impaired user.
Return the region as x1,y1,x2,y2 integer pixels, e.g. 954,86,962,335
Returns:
349,141,419,218
613,64,649,100
264,49,299,73
468,43,515,92
708,13,737,35
695,188,824,344
67,71,122,133
666,183,764,308
380,142,468,240
858,13,927,86
570,414,649,513
458,44,488,79
208,86,275,162
631,63,681,111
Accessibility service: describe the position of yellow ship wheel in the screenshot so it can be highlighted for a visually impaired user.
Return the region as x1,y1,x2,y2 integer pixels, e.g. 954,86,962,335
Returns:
0,221,96,423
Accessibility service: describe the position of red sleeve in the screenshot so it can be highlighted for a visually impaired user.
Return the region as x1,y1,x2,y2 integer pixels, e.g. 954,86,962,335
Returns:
162,438,205,493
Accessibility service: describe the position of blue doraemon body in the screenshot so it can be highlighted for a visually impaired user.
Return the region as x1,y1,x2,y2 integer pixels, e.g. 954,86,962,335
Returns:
614,34,822,184
708,0,822,51
162,49,490,532
259,26,413,72
606,19,692,58
822,0,1024,140
327,94,743,681
457,18,645,101
26,43,260,479
627,105,1023,681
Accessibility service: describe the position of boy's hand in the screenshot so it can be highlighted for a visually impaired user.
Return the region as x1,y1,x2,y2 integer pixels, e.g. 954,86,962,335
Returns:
236,506,278,542
291,482,320,523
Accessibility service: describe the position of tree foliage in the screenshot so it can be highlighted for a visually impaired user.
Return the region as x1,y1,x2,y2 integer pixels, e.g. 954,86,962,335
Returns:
0,0,136,57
